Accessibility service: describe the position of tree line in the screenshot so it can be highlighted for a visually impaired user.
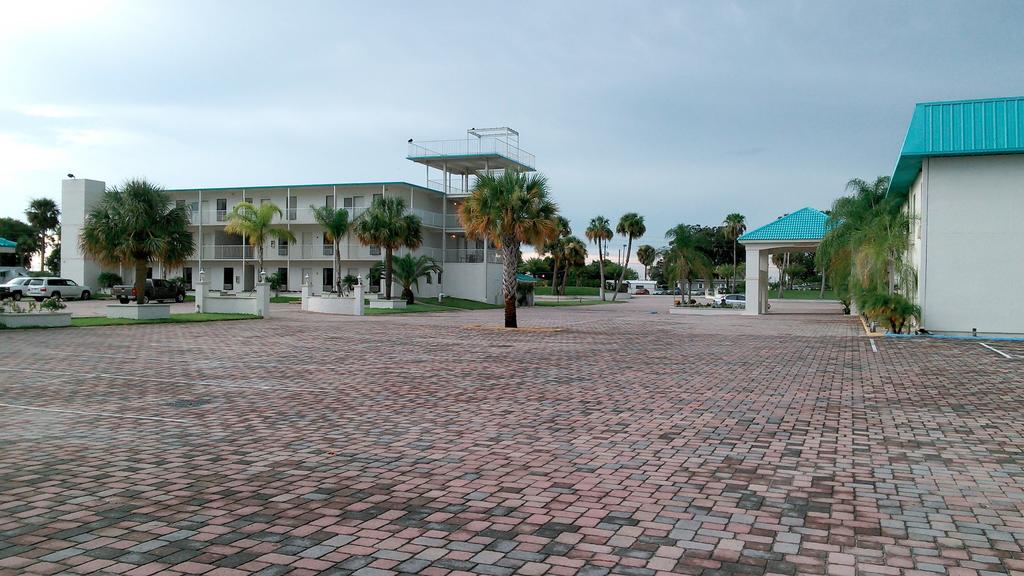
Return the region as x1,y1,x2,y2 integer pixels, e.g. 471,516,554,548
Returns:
0,198,61,273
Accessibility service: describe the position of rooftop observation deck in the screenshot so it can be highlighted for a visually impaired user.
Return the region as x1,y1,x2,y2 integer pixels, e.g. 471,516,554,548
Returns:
407,127,536,174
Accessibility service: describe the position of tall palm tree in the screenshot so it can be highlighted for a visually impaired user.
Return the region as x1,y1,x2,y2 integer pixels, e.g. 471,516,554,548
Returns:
558,236,587,294
612,213,645,300
79,179,194,305
664,224,713,297
636,245,656,281
311,205,350,294
722,213,746,291
26,198,60,272
225,202,295,281
585,216,613,300
542,216,571,295
354,196,423,300
391,254,442,305
459,170,558,328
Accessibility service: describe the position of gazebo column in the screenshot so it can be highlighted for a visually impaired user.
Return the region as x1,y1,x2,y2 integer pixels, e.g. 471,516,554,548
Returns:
744,248,770,315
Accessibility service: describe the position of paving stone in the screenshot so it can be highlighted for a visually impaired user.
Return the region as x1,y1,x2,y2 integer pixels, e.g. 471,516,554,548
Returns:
1,300,1022,576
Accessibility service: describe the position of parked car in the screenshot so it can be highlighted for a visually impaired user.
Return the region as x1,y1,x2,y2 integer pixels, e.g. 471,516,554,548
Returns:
634,287,650,295
0,276,33,301
713,293,746,308
25,277,91,301
0,266,29,283
113,278,186,304
653,287,667,295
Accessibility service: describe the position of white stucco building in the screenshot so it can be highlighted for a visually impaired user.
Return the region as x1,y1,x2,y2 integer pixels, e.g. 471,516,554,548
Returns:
892,97,1024,335
61,127,533,304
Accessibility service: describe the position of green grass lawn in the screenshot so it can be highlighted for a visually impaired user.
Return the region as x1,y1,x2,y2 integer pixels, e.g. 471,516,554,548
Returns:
436,297,501,310
775,289,838,300
534,299,621,307
271,295,302,303
70,313,258,327
534,286,600,296
365,302,452,315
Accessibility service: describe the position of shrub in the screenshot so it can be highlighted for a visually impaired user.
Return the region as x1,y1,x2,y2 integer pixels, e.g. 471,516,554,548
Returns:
40,298,67,312
342,274,358,292
97,272,124,288
859,291,920,334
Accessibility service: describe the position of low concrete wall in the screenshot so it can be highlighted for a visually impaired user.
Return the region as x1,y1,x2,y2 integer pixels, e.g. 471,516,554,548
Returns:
306,296,361,315
195,280,270,317
301,277,364,316
369,299,406,309
107,304,171,320
0,312,72,328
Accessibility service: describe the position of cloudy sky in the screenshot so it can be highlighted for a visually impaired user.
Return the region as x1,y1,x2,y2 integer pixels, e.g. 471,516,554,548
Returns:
2,0,1022,251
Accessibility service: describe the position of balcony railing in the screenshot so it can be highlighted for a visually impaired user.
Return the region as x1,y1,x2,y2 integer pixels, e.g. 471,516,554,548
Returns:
445,249,503,264
409,138,535,170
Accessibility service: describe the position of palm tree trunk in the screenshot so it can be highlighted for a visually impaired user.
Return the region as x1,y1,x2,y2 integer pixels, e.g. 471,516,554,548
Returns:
257,245,264,283
597,240,605,301
334,240,341,294
560,264,569,294
612,236,633,301
551,256,560,296
819,263,826,299
732,238,737,292
134,259,147,305
384,247,394,299
501,240,518,328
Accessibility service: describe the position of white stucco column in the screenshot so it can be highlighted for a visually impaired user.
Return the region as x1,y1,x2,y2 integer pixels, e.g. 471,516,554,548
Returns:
758,251,770,314
255,281,271,318
744,248,761,315
194,276,208,313
354,275,364,316
300,277,311,311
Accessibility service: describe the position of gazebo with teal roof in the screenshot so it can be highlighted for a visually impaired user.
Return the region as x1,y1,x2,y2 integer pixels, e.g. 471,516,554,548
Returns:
738,207,828,314
0,237,16,255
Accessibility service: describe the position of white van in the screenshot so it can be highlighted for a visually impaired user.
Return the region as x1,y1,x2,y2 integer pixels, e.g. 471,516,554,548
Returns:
626,280,658,295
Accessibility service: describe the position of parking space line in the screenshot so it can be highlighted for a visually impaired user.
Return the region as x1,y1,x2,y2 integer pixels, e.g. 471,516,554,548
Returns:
869,339,878,353
979,342,1012,359
0,403,192,423
0,366,334,393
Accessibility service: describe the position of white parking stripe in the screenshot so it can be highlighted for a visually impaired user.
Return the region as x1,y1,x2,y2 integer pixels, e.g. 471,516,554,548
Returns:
979,342,1012,359
0,403,191,423
869,339,878,353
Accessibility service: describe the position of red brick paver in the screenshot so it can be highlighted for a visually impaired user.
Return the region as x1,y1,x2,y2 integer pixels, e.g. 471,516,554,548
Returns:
1,298,1022,575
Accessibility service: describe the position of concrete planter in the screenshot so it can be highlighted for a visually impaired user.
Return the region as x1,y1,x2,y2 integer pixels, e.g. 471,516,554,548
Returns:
107,304,171,320
369,299,407,309
0,312,72,328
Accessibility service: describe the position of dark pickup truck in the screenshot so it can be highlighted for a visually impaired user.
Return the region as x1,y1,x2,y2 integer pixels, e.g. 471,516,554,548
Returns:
113,279,186,304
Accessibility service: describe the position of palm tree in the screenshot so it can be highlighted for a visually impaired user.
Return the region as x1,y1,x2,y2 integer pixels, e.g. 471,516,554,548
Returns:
353,196,423,300
722,213,746,291
558,236,587,294
225,202,295,281
311,205,350,294
79,179,194,305
612,213,645,300
585,216,613,300
392,254,442,304
636,245,656,281
26,198,60,272
816,176,913,310
542,216,571,295
664,224,713,297
459,170,558,328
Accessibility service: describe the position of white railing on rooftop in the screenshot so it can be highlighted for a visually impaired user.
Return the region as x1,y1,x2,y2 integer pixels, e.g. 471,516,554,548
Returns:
409,138,535,170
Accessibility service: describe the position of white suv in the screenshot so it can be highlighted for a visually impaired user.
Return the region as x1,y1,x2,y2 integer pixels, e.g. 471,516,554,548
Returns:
25,277,91,301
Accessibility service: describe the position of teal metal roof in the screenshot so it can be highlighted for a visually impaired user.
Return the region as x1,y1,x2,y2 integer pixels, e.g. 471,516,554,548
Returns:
738,207,828,242
0,237,16,248
889,96,1024,199
516,273,537,283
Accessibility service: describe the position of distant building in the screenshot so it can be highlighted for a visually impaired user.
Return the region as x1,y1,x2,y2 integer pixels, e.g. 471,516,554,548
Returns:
61,128,534,304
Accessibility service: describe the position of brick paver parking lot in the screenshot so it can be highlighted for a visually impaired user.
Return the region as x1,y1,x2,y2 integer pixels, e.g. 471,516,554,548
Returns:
1,298,1022,575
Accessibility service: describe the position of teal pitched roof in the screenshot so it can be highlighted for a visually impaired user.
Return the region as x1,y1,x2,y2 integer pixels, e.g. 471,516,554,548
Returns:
0,237,16,248
889,96,1024,200
516,273,538,283
738,207,828,242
